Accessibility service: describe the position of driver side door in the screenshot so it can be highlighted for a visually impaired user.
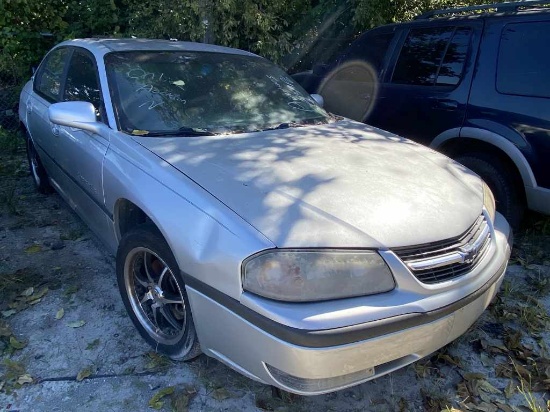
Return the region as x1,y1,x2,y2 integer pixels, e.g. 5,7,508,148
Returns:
54,47,113,240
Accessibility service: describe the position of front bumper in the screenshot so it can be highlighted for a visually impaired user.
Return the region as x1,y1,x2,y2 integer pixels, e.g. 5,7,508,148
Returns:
185,213,512,395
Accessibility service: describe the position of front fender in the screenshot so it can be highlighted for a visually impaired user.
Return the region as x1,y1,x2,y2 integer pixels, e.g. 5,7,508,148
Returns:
102,133,273,300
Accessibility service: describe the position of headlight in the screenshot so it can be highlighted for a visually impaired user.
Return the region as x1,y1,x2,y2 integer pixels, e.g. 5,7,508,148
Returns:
242,249,395,302
483,182,496,223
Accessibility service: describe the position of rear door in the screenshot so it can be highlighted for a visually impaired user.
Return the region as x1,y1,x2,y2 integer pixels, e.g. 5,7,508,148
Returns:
27,47,71,175
368,20,482,144
465,16,550,194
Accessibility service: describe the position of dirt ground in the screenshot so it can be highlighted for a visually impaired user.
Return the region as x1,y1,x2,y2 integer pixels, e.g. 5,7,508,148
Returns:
0,145,549,412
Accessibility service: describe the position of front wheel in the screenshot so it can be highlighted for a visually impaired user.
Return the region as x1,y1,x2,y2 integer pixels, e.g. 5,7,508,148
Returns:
455,153,524,229
116,224,201,360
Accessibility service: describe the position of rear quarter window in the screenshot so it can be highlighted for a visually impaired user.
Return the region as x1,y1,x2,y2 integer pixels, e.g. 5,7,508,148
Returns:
497,21,550,98
34,47,71,103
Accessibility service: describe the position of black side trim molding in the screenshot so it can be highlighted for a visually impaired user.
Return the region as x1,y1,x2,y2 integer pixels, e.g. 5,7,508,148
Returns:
183,259,507,348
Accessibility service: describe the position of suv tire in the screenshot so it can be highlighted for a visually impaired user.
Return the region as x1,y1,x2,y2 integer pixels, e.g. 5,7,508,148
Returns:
455,153,524,228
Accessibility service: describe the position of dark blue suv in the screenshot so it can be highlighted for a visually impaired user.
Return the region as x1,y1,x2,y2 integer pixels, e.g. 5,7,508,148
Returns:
293,1,550,228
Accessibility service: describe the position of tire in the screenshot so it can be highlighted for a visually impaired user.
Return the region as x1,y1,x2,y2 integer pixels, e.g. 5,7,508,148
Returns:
116,224,201,361
26,134,51,194
455,153,524,229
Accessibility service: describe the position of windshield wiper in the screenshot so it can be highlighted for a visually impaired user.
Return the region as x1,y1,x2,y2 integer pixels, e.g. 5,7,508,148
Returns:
260,122,307,132
131,127,216,137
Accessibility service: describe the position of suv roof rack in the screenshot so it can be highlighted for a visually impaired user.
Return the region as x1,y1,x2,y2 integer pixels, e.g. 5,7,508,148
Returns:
415,0,550,19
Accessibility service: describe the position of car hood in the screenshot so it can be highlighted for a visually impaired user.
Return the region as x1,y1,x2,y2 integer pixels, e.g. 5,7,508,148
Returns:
136,120,483,248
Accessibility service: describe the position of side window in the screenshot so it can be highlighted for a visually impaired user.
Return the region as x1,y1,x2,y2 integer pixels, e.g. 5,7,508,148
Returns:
497,22,550,98
63,50,102,109
341,32,395,74
392,26,471,86
436,28,472,86
34,48,71,102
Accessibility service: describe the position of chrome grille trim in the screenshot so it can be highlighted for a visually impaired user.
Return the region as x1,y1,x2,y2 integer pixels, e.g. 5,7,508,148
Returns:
393,215,491,284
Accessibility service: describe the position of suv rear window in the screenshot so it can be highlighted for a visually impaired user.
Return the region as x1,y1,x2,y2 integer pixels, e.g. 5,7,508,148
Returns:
392,26,472,86
497,22,550,99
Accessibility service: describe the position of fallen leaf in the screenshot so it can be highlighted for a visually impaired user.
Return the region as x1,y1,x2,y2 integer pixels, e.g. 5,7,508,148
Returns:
495,402,514,412
464,373,486,381
76,367,93,382
85,338,100,350
478,380,501,395
29,298,42,305
211,387,230,401
438,353,462,367
9,336,27,350
480,353,492,367
0,320,12,337
64,285,79,296
149,386,175,410
504,380,515,399
17,374,33,385
67,320,86,328
171,387,196,412
21,287,34,297
1,309,16,318
55,308,64,320
472,401,497,412
27,287,48,302
24,245,41,254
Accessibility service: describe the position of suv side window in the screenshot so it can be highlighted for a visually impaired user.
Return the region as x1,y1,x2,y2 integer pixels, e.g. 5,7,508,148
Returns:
34,47,71,102
340,32,395,74
497,22,550,98
392,26,472,86
63,49,102,110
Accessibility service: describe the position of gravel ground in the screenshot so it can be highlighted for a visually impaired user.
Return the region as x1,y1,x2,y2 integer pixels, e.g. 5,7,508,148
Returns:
0,147,549,412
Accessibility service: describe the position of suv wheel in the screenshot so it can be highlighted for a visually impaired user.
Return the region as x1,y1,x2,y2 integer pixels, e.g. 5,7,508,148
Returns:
455,153,524,228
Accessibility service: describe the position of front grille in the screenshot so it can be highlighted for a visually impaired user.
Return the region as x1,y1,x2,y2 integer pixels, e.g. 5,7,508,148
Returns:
393,215,491,284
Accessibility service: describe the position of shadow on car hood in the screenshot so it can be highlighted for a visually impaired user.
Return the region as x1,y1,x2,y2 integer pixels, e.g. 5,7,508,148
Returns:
137,120,482,248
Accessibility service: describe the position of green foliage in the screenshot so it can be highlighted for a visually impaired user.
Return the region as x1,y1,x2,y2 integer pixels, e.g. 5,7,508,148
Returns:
0,0,67,76
0,0,502,82
210,0,310,62
353,0,491,29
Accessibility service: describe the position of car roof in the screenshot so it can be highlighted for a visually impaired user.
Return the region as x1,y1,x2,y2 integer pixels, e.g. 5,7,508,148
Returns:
54,38,259,58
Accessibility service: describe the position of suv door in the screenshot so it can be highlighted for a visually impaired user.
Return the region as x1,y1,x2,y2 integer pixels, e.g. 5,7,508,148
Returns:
28,47,71,175
315,26,398,121
369,21,482,145
465,16,550,211
54,47,112,234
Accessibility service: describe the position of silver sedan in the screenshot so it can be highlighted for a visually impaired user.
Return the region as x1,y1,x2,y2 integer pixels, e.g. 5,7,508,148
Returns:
19,38,511,395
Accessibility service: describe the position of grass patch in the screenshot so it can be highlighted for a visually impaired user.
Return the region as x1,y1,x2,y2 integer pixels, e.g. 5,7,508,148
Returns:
0,181,20,215
0,128,23,155
512,212,550,267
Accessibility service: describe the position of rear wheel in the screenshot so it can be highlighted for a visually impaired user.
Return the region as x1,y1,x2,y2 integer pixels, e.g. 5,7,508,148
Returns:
455,153,524,228
116,224,201,360
26,135,51,193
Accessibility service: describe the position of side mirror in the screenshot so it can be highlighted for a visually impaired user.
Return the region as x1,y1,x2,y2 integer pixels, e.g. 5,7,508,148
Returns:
48,101,108,135
311,94,324,107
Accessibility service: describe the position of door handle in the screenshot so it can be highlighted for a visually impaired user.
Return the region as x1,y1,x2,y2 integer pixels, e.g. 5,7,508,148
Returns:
51,125,60,136
433,99,458,110
26,103,33,114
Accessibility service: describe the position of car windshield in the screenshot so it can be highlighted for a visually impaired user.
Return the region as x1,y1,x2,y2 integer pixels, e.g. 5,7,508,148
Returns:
104,51,330,136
